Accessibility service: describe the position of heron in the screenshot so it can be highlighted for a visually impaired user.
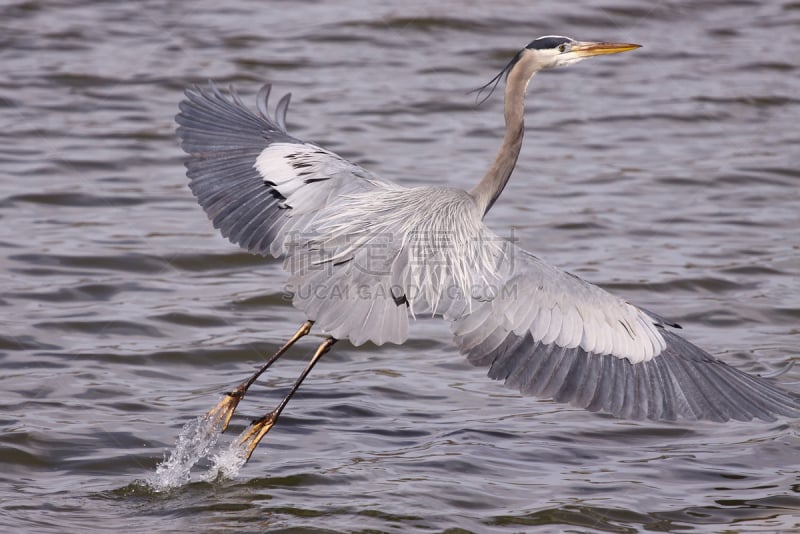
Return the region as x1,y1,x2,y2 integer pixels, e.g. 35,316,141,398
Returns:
176,36,799,462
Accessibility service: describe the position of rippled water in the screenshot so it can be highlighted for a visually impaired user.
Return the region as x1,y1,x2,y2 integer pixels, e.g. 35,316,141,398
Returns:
3,0,800,531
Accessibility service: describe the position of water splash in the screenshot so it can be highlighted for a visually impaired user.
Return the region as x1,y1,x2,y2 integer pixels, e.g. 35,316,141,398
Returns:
146,403,261,491
201,434,250,482
147,413,225,492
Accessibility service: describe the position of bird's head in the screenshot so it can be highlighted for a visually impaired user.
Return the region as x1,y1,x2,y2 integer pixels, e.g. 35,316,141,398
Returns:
523,35,640,69
474,35,640,103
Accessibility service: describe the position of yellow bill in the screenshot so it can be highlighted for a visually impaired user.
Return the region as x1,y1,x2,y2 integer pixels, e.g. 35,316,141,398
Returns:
571,41,641,57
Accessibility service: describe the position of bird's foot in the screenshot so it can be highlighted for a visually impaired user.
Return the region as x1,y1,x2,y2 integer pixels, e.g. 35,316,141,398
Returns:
205,384,246,433
237,412,277,462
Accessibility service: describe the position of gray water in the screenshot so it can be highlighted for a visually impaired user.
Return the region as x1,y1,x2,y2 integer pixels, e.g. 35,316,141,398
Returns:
2,0,800,532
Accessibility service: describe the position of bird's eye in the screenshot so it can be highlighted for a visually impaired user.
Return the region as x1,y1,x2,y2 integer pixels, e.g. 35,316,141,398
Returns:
558,44,567,53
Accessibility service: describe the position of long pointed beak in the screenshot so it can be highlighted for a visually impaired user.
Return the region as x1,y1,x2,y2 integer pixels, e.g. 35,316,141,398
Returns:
572,41,641,57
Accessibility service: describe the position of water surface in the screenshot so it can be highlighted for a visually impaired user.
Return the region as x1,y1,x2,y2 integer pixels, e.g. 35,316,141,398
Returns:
2,0,800,531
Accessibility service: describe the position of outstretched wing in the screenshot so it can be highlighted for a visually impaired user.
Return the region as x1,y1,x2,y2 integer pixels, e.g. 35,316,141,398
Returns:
451,238,800,422
177,83,412,345
176,82,393,259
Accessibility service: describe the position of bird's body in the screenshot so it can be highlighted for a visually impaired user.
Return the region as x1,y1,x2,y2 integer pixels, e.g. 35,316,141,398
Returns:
289,183,497,337
175,36,799,462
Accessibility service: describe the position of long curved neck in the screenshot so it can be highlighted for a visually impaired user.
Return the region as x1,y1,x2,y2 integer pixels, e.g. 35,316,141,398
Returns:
469,64,532,216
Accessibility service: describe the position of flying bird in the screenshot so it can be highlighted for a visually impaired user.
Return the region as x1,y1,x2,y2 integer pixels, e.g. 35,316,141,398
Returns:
175,36,799,461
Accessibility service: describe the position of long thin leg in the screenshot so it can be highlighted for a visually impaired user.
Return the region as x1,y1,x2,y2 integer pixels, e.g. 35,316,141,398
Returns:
238,337,337,462
206,320,313,432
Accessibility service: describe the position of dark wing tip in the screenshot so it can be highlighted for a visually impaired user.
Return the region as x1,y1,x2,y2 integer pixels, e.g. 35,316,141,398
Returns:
275,92,292,132
175,81,303,258
175,80,297,155
464,329,800,423
256,83,272,120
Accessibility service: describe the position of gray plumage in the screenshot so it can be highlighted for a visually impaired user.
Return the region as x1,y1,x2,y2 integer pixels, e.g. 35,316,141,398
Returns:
176,37,800,424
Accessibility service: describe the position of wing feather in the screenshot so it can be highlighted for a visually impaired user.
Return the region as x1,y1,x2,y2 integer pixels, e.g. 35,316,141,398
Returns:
451,239,800,421
177,82,411,345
